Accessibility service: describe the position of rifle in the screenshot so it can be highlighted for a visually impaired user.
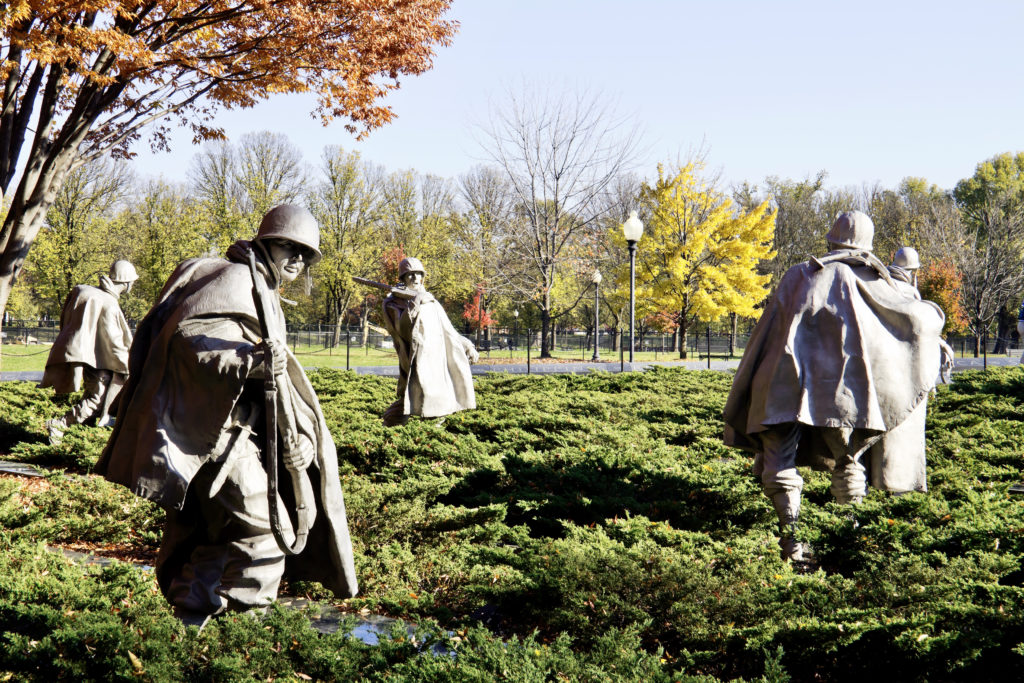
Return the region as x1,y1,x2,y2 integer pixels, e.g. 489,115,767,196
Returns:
247,248,315,556
352,276,417,300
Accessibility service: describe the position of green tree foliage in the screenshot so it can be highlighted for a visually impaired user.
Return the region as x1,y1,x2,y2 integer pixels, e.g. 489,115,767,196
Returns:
190,132,307,253
867,177,951,263
950,153,1024,353
113,180,208,319
24,158,132,317
307,147,383,337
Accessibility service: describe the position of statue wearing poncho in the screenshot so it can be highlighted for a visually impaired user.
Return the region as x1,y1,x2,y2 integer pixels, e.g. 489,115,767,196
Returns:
96,206,357,625
380,257,478,427
723,211,948,560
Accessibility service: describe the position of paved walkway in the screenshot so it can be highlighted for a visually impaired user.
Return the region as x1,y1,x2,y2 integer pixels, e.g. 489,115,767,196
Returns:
2,356,1019,383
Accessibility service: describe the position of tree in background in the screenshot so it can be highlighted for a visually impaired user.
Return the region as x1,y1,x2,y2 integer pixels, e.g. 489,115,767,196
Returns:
917,259,969,336
191,132,308,252
25,157,132,316
734,173,856,288
0,0,456,340
633,162,775,359
480,87,640,357
936,184,1024,355
457,165,520,335
866,177,949,263
462,287,496,346
307,147,384,343
953,152,1024,352
113,179,207,320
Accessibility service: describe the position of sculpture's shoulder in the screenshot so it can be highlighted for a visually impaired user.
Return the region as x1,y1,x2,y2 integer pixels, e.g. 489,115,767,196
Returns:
68,284,114,307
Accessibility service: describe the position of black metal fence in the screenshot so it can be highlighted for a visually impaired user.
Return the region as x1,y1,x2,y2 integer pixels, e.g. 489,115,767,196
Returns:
3,318,1021,361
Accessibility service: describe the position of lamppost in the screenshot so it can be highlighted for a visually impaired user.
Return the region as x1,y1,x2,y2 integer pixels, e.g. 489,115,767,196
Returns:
591,269,602,361
513,309,519,352
622,210,644,362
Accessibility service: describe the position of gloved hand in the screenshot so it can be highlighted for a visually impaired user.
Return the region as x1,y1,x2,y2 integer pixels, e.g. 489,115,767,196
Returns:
284,434,315,472
262,338,288,377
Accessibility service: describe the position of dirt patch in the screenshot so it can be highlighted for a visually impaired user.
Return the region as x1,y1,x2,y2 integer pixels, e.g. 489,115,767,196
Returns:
54,540,158,567
0,472,52,495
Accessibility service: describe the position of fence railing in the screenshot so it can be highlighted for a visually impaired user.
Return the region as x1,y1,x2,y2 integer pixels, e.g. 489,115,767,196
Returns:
4,318,1021,361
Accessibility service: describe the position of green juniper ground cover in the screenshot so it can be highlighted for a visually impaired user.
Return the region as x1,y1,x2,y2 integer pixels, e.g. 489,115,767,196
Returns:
1,367,1023,681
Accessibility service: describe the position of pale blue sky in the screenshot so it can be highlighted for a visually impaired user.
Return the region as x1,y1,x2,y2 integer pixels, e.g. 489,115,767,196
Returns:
130,0,1024,192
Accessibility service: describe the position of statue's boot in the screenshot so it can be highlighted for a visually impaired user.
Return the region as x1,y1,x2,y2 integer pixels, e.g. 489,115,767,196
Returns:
779,523,809,562
46,417,67,445
771,491,811,562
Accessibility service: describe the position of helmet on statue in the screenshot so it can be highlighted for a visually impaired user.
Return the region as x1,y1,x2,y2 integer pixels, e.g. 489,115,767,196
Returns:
108,260,139,283
826,211,874,251
892,246,921,270
398,257,426,278
254,205,322,266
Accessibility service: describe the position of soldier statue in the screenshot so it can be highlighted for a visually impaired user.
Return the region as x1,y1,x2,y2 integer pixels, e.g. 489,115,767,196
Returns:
724,212,948,561
42,260,138,443
96,205,357,627
379,257,478,427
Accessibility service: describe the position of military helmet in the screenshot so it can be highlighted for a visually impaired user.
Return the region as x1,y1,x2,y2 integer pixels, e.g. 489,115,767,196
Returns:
892,246,921,270
108,260,139,283
254,204,322,265
399,257,426,278
826,210,875,251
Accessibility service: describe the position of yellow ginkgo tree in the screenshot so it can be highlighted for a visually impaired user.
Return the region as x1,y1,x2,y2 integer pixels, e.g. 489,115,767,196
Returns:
624,162,776,358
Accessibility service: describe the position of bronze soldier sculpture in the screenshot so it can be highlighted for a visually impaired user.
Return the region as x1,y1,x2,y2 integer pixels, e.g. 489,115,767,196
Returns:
42,260,137,443
96,205,357,626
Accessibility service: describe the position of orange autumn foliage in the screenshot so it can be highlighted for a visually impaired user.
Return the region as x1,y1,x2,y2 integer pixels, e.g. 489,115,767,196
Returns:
0,2,457,327
918,259,969,335
462,287,495,331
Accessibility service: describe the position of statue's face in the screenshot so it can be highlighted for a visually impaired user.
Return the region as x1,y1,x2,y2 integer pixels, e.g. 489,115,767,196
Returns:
402,271,425,291
266,239,308,283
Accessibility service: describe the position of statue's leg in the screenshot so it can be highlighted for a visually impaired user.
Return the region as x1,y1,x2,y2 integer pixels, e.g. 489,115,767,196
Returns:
758,423,803,523
822,428,881,504
213,435,290,611
164,434,287,620
382,399,409,426
758,423,807,561
63,368,112,426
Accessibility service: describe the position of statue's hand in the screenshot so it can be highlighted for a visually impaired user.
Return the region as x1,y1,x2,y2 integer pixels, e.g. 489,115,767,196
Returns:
284,434,315,472
465,342,480,363
262,339,288,377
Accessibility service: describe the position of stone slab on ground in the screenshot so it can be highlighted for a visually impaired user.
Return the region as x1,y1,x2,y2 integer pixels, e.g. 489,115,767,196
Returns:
0,459,46,477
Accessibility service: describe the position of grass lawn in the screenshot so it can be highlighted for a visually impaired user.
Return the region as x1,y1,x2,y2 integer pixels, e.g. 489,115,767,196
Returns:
0,367,1023,680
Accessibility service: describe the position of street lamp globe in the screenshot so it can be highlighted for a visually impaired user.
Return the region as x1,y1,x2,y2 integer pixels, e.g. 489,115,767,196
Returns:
591,269,602,285
622,210,644,243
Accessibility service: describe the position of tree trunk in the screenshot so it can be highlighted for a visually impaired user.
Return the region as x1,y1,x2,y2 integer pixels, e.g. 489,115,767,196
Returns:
360,306,371,348
993,304,1015,354
539,303,552,358
730,312,737,357
678,312,688,359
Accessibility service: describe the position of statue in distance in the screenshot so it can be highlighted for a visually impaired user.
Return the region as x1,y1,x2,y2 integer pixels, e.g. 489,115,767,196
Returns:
41,260,138,443
359,257,478,427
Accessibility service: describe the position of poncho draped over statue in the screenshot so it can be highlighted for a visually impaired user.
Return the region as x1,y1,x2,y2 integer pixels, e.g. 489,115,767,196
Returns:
95,243,357,598
40,278,132,393
382,292,476,419
723,254,945,488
